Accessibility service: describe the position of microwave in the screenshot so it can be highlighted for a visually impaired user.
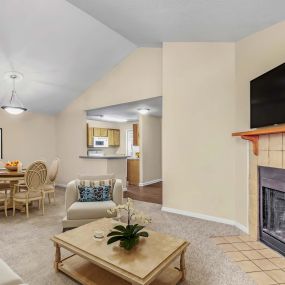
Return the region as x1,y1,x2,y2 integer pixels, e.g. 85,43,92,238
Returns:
94,137,109,148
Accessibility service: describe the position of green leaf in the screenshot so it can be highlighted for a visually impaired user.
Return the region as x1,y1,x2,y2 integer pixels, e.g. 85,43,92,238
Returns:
107,231,124,237
113,225,127,233
107,236,123,245
137,231,149,237
133,225,144,235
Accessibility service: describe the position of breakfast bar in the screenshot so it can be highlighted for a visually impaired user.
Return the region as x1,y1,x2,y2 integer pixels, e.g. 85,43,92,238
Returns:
79,155,127,188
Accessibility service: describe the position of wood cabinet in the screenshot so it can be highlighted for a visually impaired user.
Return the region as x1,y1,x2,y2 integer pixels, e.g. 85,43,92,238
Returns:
87,125,120,147
87,125,94,147
113,129,120,146
127,159,140,185
108,129,120,147
100,128,108,137
133,124,139,146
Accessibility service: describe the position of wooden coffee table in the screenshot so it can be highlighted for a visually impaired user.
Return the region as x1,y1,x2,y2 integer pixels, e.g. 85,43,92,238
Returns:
51,218,189,285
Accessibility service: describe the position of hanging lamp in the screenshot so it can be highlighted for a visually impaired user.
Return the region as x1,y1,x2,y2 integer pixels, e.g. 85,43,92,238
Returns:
1,72,27,115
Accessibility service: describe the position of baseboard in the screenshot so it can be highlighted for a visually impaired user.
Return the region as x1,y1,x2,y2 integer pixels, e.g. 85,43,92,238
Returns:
161,206,249,234
56,183,67,188
139,179,162,187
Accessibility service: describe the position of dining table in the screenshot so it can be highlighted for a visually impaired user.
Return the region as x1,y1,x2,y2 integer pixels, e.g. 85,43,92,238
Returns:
0,168,25,211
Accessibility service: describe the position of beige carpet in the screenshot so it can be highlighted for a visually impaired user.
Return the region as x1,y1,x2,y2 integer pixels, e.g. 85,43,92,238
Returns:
0,189,256,285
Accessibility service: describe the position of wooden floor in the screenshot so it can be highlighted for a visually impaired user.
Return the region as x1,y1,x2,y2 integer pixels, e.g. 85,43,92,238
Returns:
124,182,162,204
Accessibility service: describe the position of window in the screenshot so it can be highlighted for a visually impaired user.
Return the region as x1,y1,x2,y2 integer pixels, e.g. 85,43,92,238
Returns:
126,129,133,157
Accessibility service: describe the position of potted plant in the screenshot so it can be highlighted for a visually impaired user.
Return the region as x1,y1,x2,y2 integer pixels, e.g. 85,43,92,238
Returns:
107,198,151,250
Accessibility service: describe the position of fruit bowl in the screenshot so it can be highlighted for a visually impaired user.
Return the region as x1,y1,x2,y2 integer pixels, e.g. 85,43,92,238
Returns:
5,165,17,171
5,160,21,172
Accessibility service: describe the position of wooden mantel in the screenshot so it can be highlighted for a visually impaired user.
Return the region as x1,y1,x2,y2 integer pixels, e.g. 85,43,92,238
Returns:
232,125,285,156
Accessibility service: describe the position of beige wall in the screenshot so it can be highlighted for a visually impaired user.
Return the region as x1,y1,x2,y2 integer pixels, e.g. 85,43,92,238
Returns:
56,48,162,185
0,111,56,168
139,115,162,184
234,21,285,229
162,43,236,221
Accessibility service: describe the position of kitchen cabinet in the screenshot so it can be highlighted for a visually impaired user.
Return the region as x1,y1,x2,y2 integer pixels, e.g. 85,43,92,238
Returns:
133,124,139,146
87,124,94,147
100,128,108,137
93,128,101,137
108,129,120,146
127,159,139,185
113,129,120,146
87,124,120,147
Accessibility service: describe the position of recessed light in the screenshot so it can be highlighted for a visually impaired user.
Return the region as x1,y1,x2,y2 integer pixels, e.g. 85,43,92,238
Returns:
137,108,150,115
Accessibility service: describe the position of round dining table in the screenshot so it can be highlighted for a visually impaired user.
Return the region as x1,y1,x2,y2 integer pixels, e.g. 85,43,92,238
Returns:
0,169,25,211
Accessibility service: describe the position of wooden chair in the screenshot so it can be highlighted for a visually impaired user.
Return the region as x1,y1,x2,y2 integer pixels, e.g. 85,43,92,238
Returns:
13,161,47,218
0,182,10,195
0,193,7,217
43,158,59,204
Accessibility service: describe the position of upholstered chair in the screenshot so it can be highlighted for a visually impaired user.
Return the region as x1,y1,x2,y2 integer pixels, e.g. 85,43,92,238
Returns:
62,174,123,230
13,161,47,218
43,158,60,204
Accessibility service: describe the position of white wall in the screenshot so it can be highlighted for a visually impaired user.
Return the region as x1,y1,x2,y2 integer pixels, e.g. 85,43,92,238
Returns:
0,111,56,167
162,42,236,221
139,115,162,184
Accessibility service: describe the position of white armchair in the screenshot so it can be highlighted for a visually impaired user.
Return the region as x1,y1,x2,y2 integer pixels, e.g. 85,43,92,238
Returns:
62,175,123,230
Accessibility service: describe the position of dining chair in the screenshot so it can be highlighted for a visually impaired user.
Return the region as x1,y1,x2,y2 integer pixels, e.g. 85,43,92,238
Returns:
13,161,47,218
43,158,60,204
0,193,7,217
0,182,10,195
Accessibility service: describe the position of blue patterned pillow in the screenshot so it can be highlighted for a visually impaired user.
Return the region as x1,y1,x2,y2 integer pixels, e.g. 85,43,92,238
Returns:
78,185,111,202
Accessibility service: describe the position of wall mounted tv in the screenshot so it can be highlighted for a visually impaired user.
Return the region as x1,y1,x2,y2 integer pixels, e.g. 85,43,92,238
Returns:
250,63,285,128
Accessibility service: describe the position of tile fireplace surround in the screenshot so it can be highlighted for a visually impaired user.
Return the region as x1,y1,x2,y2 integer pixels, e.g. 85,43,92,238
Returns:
249,133,285,239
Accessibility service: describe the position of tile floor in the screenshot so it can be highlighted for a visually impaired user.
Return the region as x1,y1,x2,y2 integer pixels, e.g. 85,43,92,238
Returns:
211,235,285,285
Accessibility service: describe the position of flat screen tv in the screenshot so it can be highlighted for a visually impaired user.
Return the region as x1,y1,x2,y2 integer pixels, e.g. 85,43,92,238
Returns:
250,63,285,128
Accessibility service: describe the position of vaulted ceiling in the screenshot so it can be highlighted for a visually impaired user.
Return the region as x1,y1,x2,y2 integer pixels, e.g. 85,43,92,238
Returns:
67,0,285,45
1,0,285,114
0,0,135,114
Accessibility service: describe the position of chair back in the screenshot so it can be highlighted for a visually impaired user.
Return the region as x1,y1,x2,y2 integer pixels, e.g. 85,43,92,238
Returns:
25,161,47,192
48,158,60,183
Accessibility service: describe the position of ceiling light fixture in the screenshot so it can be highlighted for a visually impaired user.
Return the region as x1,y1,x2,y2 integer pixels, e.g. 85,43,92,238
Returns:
1,72,27,115
137,108,150,115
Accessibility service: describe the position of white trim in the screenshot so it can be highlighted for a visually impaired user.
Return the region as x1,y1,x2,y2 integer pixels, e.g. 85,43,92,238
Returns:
139,179,162,187
56,183,67,188
161,206,249,234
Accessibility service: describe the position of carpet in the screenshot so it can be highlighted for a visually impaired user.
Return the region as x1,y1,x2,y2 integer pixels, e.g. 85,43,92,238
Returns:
0,189,255,285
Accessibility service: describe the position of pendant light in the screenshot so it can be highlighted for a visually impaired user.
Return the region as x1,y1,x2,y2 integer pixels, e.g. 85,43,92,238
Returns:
1,72,27,115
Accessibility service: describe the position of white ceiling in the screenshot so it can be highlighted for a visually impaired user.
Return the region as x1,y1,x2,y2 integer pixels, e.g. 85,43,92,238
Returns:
67,0,285,46
0,0,135,114
1,1,285,114
87,96,162,122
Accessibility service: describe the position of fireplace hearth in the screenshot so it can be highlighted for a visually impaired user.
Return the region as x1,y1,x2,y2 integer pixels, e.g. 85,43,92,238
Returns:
259,166,285,256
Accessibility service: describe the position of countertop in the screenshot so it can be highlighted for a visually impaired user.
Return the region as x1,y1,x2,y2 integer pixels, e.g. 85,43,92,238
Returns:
79,155,128,160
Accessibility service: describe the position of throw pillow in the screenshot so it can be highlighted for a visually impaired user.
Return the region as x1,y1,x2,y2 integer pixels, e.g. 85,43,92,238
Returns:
78,185,111,202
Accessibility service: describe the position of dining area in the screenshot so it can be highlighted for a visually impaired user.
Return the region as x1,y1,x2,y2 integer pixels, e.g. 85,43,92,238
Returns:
0,158,60,218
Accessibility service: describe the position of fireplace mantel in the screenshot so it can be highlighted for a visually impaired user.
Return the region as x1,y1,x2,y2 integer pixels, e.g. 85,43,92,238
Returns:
232,125,285,156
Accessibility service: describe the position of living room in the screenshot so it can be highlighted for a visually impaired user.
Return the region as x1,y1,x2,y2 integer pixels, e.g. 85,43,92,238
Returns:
1,1,285,285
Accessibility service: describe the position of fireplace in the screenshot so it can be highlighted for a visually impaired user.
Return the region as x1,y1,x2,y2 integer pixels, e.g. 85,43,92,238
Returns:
259,166,285,256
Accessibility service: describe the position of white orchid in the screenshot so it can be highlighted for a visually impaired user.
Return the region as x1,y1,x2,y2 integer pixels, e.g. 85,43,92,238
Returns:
107,198,151,226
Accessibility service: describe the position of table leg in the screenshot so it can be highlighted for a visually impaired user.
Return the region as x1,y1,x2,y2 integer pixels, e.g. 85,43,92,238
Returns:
54,243,61,272
180,249,186,282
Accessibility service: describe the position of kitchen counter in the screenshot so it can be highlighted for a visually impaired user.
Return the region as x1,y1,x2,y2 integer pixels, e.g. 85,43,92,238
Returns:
79,155,128,160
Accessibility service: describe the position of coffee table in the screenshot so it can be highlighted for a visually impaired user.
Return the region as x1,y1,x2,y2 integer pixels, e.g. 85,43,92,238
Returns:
51,218,189,285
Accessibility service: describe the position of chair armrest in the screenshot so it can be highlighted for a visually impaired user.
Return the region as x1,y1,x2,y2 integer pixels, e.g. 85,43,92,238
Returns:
65,180,78,211
112,179,123,205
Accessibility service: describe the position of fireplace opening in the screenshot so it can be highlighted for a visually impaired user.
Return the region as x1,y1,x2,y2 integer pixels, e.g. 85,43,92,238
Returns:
259,167,285,256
